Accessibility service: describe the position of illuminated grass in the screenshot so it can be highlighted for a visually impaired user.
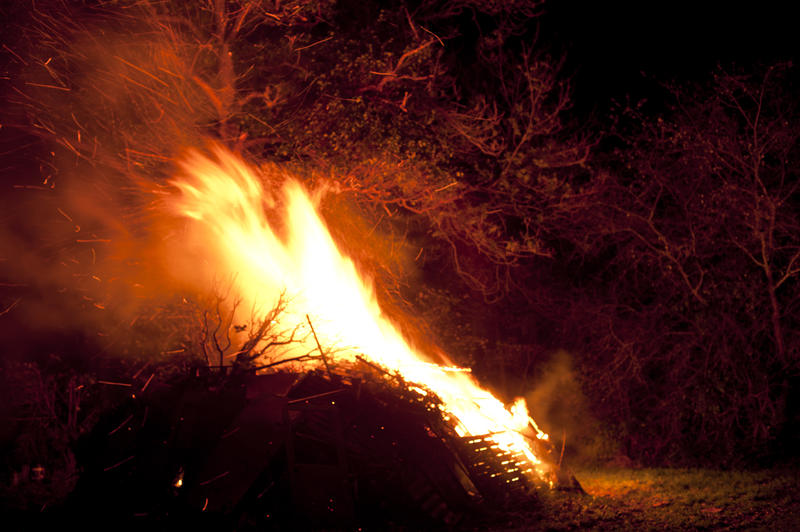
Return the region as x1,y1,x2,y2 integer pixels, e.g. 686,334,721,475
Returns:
484,468,800,531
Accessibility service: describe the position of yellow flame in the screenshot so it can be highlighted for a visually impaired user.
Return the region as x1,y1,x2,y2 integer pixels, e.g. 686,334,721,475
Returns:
166,145,552,482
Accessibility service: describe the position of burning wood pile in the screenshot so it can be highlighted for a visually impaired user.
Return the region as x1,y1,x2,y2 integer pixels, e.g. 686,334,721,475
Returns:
57,145,582,526
71,362,580,529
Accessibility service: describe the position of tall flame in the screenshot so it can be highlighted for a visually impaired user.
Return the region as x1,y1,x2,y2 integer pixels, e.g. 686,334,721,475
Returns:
165,145,552,483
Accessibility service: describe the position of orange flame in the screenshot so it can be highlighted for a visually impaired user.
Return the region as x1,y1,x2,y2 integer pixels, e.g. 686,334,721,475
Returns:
166,145,553,483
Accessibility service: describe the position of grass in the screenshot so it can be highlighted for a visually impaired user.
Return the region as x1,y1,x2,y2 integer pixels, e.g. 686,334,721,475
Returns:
485,467,800,531
5,460,799,530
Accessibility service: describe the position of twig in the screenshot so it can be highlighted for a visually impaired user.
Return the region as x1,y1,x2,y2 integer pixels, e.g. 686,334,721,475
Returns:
294,35,333,52
355,355,405,385
252,351,317,371
306,314,332,378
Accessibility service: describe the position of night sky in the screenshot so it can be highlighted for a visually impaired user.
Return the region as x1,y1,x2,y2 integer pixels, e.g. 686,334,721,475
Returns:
542,1,796,115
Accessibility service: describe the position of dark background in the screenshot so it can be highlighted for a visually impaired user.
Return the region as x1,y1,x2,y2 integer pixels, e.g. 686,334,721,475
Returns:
544,1,796,114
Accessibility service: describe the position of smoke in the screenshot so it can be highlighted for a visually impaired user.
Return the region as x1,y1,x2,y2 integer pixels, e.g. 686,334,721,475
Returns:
0,166,192,364
0,1,227,363
526,350,619,466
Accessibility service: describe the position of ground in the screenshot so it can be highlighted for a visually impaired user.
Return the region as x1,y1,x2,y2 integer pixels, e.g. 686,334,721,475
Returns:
4,465,800,530
484,468,800,531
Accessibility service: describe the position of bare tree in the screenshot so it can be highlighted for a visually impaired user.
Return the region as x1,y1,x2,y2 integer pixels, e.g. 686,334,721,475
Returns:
570,63,800,463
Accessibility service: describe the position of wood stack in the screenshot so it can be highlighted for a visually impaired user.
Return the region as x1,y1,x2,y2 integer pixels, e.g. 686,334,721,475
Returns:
69,365,579,527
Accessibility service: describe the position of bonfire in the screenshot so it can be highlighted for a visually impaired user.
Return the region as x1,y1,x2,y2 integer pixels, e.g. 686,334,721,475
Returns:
65,145,579,527
166,145,555,481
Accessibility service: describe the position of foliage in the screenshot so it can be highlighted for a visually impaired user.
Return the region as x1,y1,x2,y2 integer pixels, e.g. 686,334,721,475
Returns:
557,65,800,465
0,358,106,510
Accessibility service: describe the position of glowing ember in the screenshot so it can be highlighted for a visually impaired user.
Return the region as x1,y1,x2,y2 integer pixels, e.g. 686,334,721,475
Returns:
166,144,553,483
